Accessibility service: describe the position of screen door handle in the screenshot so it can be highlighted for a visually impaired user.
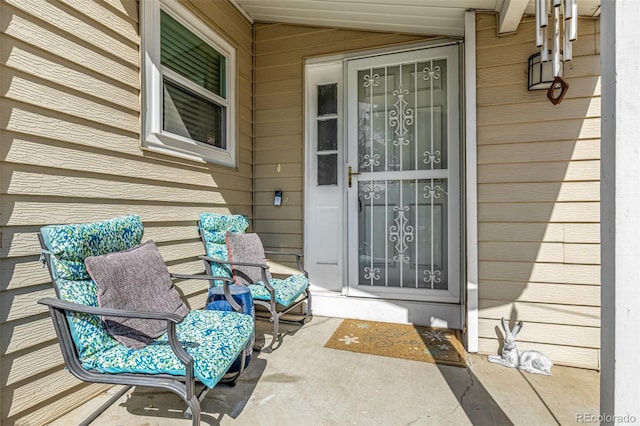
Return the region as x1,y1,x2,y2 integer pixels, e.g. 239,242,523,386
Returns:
348,166,361,188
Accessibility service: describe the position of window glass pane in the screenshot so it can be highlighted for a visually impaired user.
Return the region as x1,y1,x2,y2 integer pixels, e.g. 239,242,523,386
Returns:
318,154,337,185
317,119,337,151
317,84,337,116
161,10,226,98
163,77,225,149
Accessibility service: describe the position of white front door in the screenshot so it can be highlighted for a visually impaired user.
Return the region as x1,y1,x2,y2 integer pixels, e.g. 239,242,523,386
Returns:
346,45,461,303
304,61,344,292
305,44,463,325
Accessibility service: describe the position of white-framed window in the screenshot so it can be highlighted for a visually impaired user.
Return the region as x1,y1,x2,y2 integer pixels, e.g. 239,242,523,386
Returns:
141,0,236,167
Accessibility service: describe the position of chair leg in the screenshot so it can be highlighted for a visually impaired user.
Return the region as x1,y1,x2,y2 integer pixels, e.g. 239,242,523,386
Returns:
254,300,280,351
264,292,312,350
304,289,312,321
184,395,201,426
265,308,279,351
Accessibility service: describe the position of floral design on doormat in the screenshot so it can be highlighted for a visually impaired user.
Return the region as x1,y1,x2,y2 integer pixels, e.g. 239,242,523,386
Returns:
338,334,360,345
324,319,466,367
422,329,451,342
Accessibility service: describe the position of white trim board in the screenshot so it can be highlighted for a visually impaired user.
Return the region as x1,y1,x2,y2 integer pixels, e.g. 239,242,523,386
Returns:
600,0,640,419
464,10,479,353
312,292,463,329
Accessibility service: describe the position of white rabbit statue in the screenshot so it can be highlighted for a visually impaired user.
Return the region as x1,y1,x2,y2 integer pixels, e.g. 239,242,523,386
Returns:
488,317,553,376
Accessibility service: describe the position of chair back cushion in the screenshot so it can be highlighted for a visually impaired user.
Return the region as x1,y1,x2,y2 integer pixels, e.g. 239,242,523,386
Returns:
198,213,250,278
86,240,189,349
225,232,273,285
40,215,144,357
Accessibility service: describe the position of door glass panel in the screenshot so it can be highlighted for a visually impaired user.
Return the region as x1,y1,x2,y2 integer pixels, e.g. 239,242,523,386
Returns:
317,83,338,186
318,84,337,115
356,57,450,291
318,119,337,151
357,68,387,173
318,153,338,185
417,59,448,170
357,61,448,173
358,179,448,289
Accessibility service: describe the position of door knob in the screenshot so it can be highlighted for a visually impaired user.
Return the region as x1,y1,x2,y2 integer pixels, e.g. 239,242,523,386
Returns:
348,166,361,188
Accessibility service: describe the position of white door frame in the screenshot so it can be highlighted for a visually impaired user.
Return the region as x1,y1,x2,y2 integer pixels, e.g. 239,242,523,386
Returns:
464,10,479,352
345,45,461,304
304,39,477,339
304,61,345,294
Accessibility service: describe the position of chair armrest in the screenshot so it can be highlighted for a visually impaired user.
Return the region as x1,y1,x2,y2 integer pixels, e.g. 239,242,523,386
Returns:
198,255,269,270
171,273,234,283
170,274,243,313
38,297,186,323
264,250,303,257
263,251,308,278
199,256,275,293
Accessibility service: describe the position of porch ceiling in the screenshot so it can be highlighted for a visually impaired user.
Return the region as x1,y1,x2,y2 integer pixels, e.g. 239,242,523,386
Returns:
232,0,601,37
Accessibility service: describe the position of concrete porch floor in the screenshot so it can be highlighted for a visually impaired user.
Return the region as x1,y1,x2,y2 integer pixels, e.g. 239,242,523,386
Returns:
51,316,599,426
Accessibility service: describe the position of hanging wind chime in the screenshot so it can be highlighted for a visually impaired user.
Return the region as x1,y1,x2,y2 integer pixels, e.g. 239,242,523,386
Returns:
534,0,578,104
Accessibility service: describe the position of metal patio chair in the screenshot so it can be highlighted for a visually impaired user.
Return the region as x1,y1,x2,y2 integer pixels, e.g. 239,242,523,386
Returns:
37,214,254,426
197,212,312,350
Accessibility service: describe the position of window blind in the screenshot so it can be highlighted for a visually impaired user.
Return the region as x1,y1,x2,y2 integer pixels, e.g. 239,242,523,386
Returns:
160,10,226,148
163,78,224,148
160,10,226,98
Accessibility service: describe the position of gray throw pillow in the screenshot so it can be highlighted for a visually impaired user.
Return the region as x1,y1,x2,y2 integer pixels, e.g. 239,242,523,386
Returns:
85,240,189,349
225,232,272,286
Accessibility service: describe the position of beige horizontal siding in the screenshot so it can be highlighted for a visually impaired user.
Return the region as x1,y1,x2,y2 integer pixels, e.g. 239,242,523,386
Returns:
2,3,139,87
478,182,600,202
478,139,600,164
0,0,252,423
477,75,601,106
478,117,601,144
1,69,139,132
479,222,600,243
4,343,64,387
8,0,139,65
479,299,600,328
479,281,601,306
478,202,600,223
478,338,599,369
478,160,600,183
479,261,600,286
2,132,252,186
1,35,138,110
253,22,436,266
478,319,600,349
476,13,601,369
494,241,593,265
1,197,253,227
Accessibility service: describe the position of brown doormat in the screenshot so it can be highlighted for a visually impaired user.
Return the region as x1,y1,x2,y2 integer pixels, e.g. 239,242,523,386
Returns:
324,319,467,367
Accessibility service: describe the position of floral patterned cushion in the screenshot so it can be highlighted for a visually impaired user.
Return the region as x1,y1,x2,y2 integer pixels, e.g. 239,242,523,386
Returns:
199,213,249,278
41,215,144,281
40,215,144,359
80,310,254,388
57,279,119,358
248,274,309,307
